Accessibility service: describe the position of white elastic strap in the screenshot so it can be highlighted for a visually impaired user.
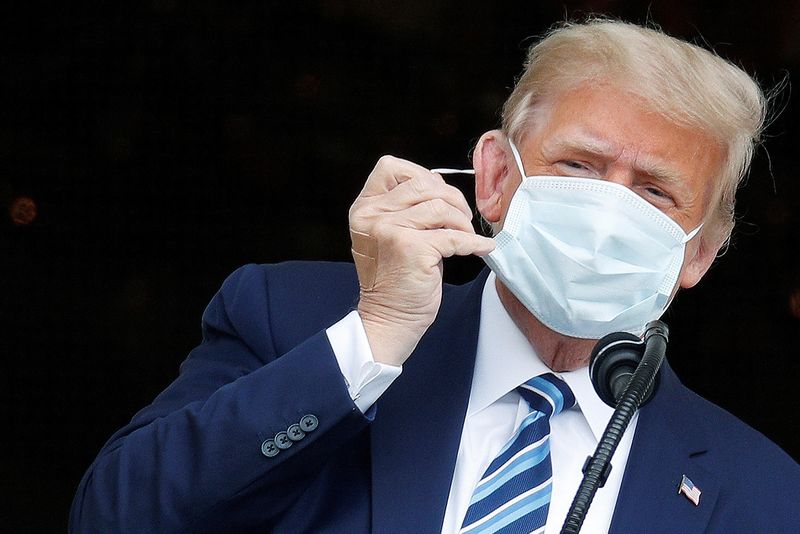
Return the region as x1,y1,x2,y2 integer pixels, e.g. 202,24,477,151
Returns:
683,224,703,243
431,168,475,175
508,140,528,178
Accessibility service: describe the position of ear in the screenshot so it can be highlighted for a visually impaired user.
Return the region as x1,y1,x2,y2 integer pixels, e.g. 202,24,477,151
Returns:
678,235,722,288
474,130,512,224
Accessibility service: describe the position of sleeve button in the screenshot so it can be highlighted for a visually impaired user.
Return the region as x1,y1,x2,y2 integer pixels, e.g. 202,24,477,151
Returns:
287,423,306,441
275,431,293,450
261,439,279,458
299,414,319,432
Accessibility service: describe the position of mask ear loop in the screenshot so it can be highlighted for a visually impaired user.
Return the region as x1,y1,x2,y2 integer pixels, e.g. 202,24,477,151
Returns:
508,140,529,179
430,168,474,175
431,139,527,177
660,223,704,307
683,224,703,243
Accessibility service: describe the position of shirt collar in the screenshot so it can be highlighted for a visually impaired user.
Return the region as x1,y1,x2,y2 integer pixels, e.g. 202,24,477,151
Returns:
470,272,613,441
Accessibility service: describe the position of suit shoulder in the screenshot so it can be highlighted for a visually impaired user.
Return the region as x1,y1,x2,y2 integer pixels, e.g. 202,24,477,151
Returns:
215,261,359,351
218,261,357,307
678,386,800,502
225,260,356,289
675,388,800,528
264,259,357,281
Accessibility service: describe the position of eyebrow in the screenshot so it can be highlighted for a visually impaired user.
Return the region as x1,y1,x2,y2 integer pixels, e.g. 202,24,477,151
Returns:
548,137,616,158
629,153,685,187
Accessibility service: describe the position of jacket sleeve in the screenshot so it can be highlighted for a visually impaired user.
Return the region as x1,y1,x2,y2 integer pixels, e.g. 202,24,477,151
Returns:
69,264,372,532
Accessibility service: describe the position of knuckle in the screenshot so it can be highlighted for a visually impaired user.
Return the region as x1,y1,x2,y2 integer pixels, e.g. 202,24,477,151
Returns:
446,183,466,201
446,185,469,208
444,230,459,249
408,176,428,199
375,154,397,169
349,199,370,224
426,198,448,218
348,199,362,218
370,220,389,239
446,236,461,256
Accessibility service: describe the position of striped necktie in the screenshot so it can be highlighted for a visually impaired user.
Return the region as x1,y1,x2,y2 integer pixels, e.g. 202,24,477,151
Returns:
460,373,576,534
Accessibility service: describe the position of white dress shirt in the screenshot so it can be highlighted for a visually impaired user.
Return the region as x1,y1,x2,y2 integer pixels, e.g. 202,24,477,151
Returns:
326,273,638,533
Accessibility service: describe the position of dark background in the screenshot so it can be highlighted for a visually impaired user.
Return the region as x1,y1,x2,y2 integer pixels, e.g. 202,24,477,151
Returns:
2,1,799,530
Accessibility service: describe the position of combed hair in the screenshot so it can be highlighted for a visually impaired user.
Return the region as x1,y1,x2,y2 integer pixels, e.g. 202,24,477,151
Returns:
502,19,767,246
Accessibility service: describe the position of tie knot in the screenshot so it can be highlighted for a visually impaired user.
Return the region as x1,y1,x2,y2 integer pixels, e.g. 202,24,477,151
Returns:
517,373,576,418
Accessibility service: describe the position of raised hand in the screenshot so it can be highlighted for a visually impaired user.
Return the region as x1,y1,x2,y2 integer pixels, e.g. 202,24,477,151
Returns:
348,156,495,366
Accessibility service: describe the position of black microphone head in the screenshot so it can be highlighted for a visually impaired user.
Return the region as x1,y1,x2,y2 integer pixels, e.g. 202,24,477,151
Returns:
589,332,646,408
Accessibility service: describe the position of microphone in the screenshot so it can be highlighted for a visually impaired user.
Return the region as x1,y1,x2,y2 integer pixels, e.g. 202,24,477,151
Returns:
589,331,660,408
560,321,669,534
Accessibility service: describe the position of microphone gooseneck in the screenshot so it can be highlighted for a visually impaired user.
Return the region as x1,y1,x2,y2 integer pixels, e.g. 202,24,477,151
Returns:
560,321,669,534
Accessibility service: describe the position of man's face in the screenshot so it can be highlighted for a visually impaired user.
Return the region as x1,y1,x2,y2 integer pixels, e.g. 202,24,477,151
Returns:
473,83,727,367
496,83,725,290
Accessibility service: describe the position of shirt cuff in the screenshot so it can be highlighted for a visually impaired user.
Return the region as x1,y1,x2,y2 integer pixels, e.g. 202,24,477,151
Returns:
326,310,402,413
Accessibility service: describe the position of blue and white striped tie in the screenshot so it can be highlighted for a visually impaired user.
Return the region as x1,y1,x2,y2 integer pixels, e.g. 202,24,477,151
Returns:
460,373,576,534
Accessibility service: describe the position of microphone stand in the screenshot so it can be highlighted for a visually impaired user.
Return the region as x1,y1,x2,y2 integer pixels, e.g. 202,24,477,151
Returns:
560,321,669,534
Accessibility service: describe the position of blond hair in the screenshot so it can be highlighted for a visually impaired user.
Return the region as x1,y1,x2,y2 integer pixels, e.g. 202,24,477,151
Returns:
502,19,767,246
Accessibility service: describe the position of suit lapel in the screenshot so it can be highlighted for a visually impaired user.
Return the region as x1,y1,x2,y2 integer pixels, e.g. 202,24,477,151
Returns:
370,271,488,533
609,362,719,533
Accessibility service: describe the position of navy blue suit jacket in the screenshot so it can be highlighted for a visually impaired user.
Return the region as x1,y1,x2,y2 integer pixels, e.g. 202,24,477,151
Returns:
71,262,800,533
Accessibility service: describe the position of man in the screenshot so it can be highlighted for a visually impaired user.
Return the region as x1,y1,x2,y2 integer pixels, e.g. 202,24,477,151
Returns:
71,20,799,533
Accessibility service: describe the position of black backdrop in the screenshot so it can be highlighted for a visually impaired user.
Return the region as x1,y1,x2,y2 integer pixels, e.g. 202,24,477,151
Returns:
2,2,799,530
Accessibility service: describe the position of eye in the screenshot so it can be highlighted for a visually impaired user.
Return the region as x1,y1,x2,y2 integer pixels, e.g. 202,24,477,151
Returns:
561,160,589,170
555,160,594,176
645,186,669,199
641,186,676,207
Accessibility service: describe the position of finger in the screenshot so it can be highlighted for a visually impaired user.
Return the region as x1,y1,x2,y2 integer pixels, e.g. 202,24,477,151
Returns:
360,155,437,197
419,228,496,258
386,198,475,233
352,174,471,225
377,176,472,219
389,176,472,219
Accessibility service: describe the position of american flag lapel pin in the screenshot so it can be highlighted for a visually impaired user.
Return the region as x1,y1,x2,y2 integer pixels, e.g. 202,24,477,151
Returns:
678,474,701,506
